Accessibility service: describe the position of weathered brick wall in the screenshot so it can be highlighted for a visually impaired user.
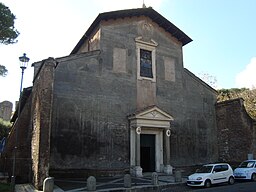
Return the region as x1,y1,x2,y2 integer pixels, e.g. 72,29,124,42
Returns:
31,58,55,189
101,18,217,166
216,98,256,164
49,16,218,177
1,90,32,183
168,70,218,166
50,51,134,176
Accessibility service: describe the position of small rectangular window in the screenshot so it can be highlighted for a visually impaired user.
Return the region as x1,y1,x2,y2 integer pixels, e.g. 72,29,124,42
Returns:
140,49,153,78
221,165,228,171
213,165,222,172
135,37,157,82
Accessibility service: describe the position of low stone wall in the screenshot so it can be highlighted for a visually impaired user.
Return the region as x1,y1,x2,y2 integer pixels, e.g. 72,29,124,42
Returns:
49,168,130,178
216,98,256,163
0,90,32,183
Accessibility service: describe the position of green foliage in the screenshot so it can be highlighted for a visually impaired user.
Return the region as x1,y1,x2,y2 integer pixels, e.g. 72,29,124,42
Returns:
0,183,10,192
0,118,11,140
0,2,19,77
217,88,256,119
0,2,19,45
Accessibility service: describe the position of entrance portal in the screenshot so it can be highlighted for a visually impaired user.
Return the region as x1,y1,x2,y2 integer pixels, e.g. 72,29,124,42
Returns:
140,134,155,172
128,106,174,176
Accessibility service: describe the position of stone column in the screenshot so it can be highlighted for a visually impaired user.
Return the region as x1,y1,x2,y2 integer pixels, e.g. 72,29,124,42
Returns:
135,131,140,166
164,129,173,174
134,127,143,177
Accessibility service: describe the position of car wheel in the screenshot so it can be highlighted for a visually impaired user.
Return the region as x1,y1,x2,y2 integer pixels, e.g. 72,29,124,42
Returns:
228,176,235,185
251,173,256,182
204,179,211,188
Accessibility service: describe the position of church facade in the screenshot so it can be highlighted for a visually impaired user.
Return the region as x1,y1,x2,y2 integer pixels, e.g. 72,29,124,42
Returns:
3,8,219,189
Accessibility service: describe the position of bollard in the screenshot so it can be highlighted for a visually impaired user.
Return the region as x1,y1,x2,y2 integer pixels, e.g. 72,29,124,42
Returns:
175,170,182,182
43,177,54,192
151,172,159,186
124,174,131,188
87,176,96,191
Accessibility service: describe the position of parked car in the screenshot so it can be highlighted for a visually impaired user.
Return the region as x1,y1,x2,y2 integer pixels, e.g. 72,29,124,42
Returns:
187,163,235,188
234,160,256,181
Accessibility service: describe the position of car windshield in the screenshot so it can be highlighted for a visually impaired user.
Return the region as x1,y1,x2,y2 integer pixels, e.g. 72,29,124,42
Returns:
239,161,255,168
196,165,213,173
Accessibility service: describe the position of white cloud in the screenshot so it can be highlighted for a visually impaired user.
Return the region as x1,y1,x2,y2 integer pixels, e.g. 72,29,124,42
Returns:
235,57,256,89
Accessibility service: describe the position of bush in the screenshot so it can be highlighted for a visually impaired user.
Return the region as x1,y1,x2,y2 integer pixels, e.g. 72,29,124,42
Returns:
0,183,10,192
0,118,11,140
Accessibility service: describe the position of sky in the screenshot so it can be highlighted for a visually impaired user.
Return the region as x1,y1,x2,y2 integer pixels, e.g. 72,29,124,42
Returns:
0,0,256,107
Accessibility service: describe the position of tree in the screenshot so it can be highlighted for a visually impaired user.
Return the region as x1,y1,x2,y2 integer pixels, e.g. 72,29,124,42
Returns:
0,118,11,140
0,2,19,45
0,2,19,77
217,88,256,119
0,65,8,77
198,72,218,89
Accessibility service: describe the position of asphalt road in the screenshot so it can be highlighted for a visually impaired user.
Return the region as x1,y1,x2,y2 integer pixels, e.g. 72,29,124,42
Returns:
164,181,256,192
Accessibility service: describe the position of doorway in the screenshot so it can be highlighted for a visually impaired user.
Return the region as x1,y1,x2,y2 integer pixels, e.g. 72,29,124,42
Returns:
140,134,155,172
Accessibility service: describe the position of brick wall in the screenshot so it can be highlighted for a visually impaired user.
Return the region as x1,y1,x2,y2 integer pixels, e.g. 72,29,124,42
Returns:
30,58,56,189
216,98,256,165
49,17,218,176
1,89,32,183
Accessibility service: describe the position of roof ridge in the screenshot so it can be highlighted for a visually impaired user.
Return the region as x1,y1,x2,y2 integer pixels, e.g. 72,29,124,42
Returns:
71,8,192,54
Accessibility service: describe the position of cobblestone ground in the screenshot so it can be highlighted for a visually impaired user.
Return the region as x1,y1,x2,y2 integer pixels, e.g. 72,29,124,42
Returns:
163,184,196,192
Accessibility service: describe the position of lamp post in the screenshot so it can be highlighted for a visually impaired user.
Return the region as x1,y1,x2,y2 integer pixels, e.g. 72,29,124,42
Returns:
11,53,30,191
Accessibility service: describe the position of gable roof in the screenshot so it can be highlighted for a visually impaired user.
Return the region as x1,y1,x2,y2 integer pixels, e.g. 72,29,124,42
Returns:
71,8,192,54
184,68,218,94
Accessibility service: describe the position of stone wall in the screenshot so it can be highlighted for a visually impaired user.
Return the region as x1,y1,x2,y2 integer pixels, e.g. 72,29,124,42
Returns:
169,70,218,166
49,16,218,177
216,98,256,165
100,17,218,166
1,88,32,183
50,50,134,176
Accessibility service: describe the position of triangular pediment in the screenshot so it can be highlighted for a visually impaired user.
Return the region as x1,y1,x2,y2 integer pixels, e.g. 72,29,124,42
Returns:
135,36,158,47
128,106,173,129
129,106,173,121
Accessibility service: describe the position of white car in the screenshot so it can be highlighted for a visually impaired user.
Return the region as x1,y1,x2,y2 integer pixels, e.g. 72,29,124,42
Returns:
187,163,235,188
234,160,256,181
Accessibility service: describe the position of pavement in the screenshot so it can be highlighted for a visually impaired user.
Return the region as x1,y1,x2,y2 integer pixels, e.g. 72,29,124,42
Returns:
15,173,188,192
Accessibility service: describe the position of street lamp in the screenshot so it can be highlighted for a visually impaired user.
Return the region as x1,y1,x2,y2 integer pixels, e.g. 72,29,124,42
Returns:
11,53,30,191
